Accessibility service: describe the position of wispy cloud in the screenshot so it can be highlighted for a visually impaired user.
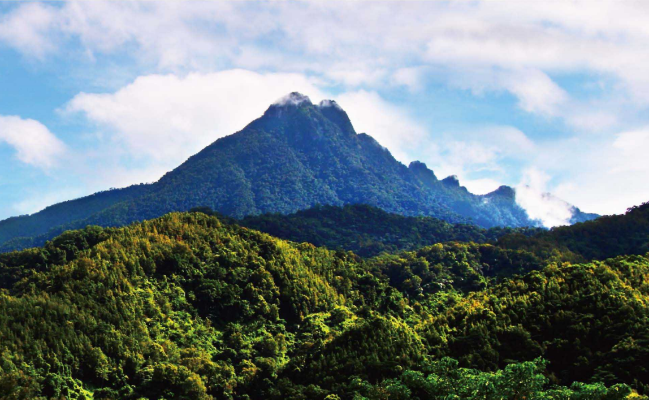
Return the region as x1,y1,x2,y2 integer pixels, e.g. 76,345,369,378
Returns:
551,127,649,214
64,71,432,190
420,126,536,194
1,1,649,218
515,168,573,228
335,90,428,163
0,115,66,169
65,70,326,168
0,2,57,59
3,2,649,100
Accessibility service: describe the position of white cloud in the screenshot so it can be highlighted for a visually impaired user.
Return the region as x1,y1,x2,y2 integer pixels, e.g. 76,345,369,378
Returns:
612,128,649,173
0,115,66,169
501,69,569,117
3,1,649,218
4,1,649,108
64,71,435,189
0,2,57,59
391,67,426,92
419,125,535,191
445,141,501,170
564,108,618,132
558,128,649,214
335,90,428,163
273,92,313,107
325,64,388,87
514,127,649,216
515,168,573,228
66,70,326,167
446,67,578,124
462,178,503,195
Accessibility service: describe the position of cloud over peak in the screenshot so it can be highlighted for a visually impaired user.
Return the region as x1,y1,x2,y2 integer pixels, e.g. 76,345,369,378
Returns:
65,70,326,166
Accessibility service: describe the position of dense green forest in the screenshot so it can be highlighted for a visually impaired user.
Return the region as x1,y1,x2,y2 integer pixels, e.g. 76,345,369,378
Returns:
0,203,541,255
497,202,649,261
6,200,647,265
0,211,647,399
236,204,543,257
236,202,649,262
207,201,648,263
0,95,597,252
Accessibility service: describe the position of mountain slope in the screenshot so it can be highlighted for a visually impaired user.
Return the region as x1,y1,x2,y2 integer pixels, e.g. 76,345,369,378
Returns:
0,92,596,251
235,204,543,257
0,183,150,245
432,254,649,391
0,212,644,398
498,201,649,260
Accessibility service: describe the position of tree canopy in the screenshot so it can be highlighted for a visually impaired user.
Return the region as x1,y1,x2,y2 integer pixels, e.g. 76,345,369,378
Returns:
0,211,647,399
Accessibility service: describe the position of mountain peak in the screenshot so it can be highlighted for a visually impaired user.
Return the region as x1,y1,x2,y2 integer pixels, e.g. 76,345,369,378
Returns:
272,92,312,107
442,175,460,188
486,185,516,199
409,160,434,174
264,92,315,119
317,99,343,110
0,92,600,250
317,99,355,135
409,161,438,185
408,160,427,170
260,92,357,138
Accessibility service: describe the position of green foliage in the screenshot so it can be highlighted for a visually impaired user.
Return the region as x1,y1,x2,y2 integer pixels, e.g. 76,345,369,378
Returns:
368,241,555,297
0,213,381,398
496,202,649,262
345,357,633,400
541,202,649,260
0,212,645,399
0,99,597,252
237,204,543,257
429,255,649,391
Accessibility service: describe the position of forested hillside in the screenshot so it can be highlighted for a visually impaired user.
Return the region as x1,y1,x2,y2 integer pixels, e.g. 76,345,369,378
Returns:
498,202,649,261
237,204,543,257
0,212,646,399
231,201,647,262
0,184,150,248
0,93,597,252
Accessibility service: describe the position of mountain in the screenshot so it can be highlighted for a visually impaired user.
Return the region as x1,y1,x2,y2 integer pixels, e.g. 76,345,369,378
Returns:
235,204,544,257
498,201,649,261
0,92,597,252
0,212,643,398
236,200,649,263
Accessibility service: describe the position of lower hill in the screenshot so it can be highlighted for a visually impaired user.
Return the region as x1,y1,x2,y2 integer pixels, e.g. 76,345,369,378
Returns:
237,204,543,257
0,212,646,399
0,203,545,255
498,201,649,261
237,200,649,262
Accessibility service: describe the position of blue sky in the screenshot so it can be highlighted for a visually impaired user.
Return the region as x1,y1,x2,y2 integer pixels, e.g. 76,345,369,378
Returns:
1,1,649,226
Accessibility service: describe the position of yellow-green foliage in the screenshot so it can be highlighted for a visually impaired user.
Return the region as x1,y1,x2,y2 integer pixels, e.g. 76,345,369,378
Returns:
0,212,646,399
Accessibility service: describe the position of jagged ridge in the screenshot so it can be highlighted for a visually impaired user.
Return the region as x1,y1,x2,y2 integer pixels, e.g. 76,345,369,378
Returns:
0,92,596,251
